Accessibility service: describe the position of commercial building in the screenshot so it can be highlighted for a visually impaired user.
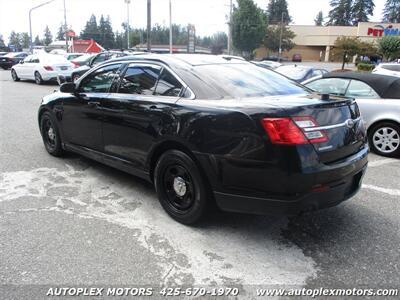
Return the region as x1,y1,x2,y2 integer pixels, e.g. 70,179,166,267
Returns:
257,22,400,62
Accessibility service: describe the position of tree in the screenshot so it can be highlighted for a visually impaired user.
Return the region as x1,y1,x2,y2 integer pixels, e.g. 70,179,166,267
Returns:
80,14,100,42
99,15,115,49
267,0,292,24
20,33,30,48
378,36,400,61
209,32,228,54
382,0,400,23
352,0,375,24
34,35,43,46
315,11,324,25
264,25,296,54
8,31,21,49
56,24,66,41
327,0,353,26
232,0,267,57
333,37,361,69
0,35,6,48
43,25,53,46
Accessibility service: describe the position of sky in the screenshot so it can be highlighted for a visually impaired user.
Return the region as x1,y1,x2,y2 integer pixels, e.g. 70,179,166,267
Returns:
0,0,387,43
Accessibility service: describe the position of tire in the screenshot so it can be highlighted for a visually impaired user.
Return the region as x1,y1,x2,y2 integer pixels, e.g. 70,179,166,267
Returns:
154,150,210,225
11,69,20,81
40,112,64,157
35,71,43,85
368,122,400,157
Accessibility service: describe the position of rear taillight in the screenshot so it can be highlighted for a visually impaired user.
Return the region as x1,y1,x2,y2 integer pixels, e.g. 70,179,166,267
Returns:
71,61,80,68
261,116,328,145
43,66,54,71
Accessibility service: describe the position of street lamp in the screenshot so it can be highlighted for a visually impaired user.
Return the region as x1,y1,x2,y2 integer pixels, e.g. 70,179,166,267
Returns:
169,0,172,54
29,0,57,53
278,12,286,62
125,0,131,49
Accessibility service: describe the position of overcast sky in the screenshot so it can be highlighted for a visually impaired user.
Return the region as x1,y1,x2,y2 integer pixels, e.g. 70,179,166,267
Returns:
0,0,387,42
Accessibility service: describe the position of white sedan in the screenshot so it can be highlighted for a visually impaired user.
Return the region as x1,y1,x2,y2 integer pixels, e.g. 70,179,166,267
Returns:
372,63,400,77
11,54,74,85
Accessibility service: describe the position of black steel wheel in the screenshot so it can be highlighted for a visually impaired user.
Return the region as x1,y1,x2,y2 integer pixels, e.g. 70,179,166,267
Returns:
369,122,400,158
11,69,20,81
40,112,64,157
154,150,209,224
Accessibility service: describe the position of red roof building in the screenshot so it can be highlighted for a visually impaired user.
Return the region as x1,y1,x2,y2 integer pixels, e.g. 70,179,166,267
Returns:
69,39,104,53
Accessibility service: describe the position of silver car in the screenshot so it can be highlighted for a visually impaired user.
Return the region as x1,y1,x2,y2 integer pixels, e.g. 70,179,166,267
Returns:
303,73,400,157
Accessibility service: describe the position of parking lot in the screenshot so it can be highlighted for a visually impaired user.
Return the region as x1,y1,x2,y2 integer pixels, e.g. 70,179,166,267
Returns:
0,68,399,296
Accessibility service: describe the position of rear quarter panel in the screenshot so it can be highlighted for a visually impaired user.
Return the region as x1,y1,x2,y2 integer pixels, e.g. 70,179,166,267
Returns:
356,98,400,129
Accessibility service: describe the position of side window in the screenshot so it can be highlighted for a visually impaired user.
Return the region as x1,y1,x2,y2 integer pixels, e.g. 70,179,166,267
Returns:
23,56,32,63
31,56,39,63
154,69,183,97
79,64,121,93
118,64,161,95
345,80,380,99
91,53,107,65
311,70,322,77
306,78,351,96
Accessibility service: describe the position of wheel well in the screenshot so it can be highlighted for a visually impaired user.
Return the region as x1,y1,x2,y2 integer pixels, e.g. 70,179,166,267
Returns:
149,141,197,182
367,119,400,135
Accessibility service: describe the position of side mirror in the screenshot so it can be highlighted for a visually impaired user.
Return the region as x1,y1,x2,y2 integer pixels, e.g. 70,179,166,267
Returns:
19,60,24,64
60,82,76,93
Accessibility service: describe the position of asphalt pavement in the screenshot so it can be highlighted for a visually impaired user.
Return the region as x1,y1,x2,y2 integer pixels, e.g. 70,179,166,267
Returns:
0,69,399,299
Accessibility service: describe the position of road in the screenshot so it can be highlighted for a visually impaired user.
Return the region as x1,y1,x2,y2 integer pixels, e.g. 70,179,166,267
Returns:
0,69,399,299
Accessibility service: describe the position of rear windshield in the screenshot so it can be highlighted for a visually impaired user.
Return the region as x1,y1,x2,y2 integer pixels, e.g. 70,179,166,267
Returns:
275,66,310,81
193,63,310,98
382,64,400,72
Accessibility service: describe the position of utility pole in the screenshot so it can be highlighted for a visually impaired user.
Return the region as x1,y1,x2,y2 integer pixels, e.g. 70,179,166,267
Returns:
228,0,233,55
125,0,131,49
29,0,56,53
169,0,172,54
147,0,151,52
278,12,285,62
63,0,68,53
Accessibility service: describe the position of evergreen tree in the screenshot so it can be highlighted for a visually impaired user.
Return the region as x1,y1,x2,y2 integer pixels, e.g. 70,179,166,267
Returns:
0,35,6,48
80,14,100,41
232,0,267,57
34,35,43,46
8,31,22,49
56,24,66,41
315,11,324,25
327,0,353,26
267,0,292,24
20,33,30,48
99,15,115,49
352,0,375,24
43,25,53,46
383,0,400,23
264,25,296,53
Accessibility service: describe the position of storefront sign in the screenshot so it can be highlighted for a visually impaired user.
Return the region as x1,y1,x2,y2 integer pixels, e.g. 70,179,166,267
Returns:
367,25,400,37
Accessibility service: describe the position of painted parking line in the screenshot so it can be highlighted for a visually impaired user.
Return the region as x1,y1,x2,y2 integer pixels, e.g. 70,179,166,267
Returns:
368,158,399,168
362,184,400,197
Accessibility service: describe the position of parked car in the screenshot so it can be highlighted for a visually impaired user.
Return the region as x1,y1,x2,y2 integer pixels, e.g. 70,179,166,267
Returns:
252,60,282,70
292,54,302,62
64,53,85,61
0,52,29,69
0,52,9,57
303,72,400,157
372,63,400,77
70,51,129,82
38,54,368,224
275,65,328,82
11,54,74,85
70,53,96,68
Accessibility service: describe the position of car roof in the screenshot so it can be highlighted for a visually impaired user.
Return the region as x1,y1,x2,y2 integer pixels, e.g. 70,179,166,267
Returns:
323,72,400,99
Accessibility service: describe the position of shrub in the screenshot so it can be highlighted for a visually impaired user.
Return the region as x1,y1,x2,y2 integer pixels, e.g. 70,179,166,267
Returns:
357,62,375,72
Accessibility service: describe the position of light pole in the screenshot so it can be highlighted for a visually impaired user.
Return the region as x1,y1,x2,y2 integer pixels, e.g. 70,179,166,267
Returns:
228,0,233,55
29,0,56,53
63,0,68,52
169,0,172,54
125,0,131,49
147,0,151,52
278,12,286,62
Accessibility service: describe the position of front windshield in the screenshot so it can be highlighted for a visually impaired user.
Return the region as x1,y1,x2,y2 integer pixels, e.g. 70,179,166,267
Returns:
194,63,310,98
275,66,309,81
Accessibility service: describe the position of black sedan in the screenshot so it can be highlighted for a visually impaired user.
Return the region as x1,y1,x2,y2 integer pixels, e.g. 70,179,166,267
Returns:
0,52,28,69
38,54,368,224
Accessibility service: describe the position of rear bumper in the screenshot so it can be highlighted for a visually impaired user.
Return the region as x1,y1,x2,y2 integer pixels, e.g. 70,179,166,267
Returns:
197,145,368,216
214,165,366,215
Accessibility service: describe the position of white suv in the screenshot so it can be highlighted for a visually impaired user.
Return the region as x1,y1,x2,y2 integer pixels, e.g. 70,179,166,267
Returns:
372,63,400,77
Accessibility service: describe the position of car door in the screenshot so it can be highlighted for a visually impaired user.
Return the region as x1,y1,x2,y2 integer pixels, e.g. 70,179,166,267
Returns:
61,63,123,153
17,55,33,78
102,63,184,170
